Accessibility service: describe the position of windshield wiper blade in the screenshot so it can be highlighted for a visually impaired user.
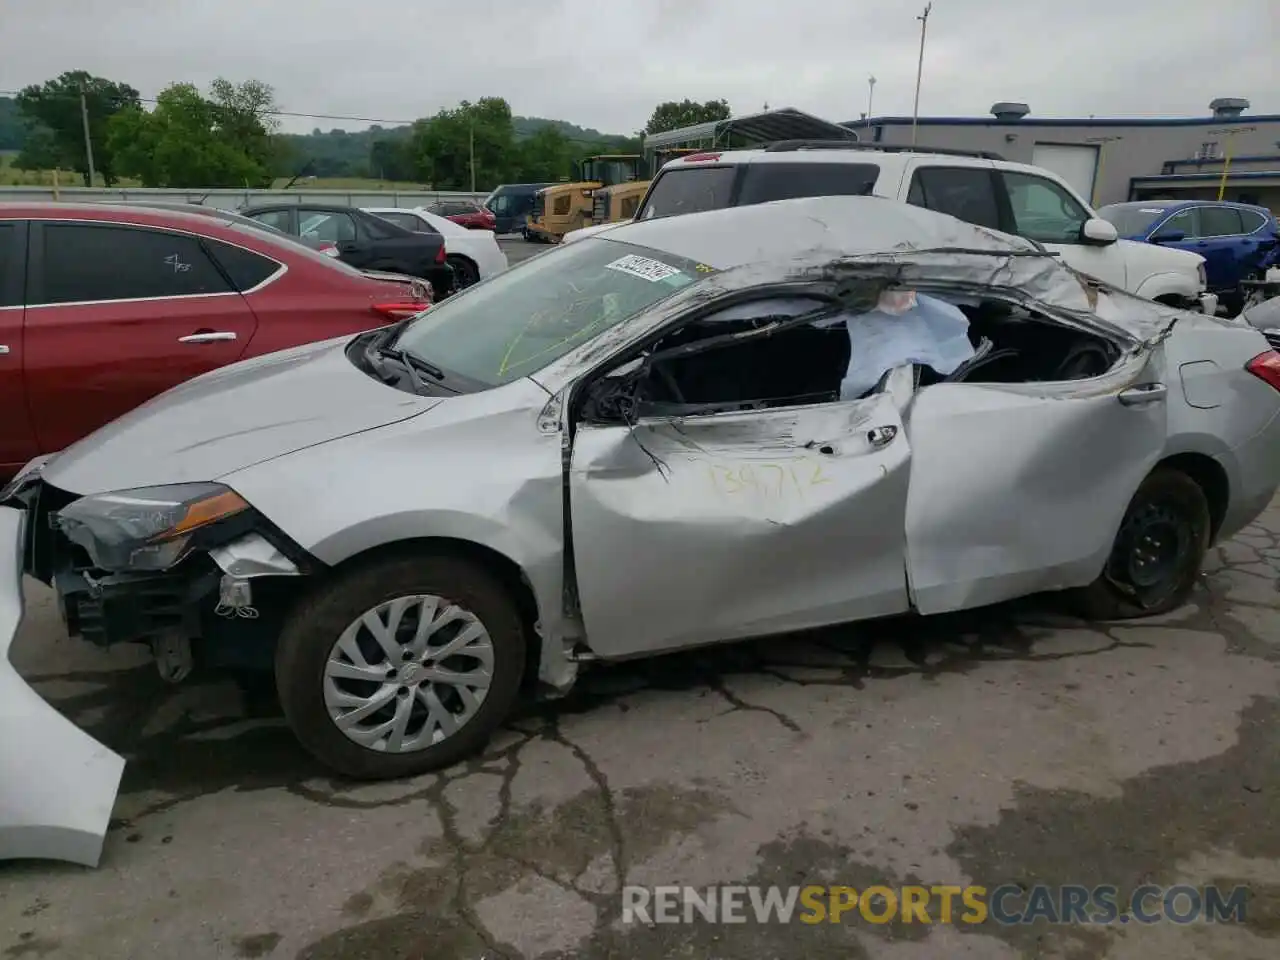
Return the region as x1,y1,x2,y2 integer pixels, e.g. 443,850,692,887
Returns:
377,345,445,381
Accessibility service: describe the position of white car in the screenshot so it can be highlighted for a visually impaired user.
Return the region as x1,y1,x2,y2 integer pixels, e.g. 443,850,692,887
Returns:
364,206,508,289
567,145,1218,314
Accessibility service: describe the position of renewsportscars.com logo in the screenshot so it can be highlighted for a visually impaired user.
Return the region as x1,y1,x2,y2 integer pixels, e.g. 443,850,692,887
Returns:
622,884,1250,926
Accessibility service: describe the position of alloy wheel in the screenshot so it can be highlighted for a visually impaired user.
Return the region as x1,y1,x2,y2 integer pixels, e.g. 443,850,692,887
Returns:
323,594,494,753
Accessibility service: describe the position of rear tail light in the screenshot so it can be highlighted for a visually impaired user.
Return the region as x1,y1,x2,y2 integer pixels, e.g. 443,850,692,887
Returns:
371,301,429,322
1245,351,1280,391
434,244,447,264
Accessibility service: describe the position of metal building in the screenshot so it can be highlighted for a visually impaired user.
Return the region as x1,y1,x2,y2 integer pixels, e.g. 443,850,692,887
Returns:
641,107,858,166
844,98,1280,210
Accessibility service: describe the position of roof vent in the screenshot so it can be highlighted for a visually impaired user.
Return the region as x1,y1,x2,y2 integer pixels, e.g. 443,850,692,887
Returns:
990,102,1029,122
1209,97,1249,119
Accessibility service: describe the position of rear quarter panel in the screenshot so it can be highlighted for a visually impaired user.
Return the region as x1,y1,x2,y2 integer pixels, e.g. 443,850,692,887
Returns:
1158,314,1280,539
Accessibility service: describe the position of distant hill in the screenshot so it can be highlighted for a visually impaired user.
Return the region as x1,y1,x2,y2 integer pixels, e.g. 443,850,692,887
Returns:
512,116,627,144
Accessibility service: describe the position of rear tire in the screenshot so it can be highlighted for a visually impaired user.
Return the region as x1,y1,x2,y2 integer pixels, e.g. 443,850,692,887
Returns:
1071,468,1210,620
447,255,480,290
275,553,526,779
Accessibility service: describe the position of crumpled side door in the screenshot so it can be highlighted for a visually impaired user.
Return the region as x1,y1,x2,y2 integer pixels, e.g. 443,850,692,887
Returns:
569,392,914,658
904,349,1167,614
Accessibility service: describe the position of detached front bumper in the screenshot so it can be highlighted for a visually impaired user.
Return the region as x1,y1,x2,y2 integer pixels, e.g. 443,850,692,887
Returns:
0,505,125,868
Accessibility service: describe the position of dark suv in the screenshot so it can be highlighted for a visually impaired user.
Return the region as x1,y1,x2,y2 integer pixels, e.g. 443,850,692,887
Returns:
241,203,454,298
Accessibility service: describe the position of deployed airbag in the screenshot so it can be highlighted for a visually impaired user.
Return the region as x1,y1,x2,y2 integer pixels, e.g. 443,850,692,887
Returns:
834,291,975,399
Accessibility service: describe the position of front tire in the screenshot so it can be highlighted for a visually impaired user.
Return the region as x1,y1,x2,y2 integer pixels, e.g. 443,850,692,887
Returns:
275,553,526,779
1071,468,1210,620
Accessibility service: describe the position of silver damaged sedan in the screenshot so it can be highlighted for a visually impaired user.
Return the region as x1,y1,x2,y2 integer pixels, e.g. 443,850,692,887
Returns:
5,196,1280,863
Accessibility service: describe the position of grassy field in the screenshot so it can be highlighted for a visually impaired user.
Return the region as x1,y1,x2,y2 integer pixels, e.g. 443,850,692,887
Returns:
0,152,138,187
0,155,440,192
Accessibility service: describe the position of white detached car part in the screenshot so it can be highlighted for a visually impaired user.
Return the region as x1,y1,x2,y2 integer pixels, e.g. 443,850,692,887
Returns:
0,458,124,868
364,206,508,289
4,196,1279,867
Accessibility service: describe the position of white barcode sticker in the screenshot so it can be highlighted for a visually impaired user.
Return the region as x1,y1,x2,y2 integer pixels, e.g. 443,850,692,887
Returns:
605,254,681,283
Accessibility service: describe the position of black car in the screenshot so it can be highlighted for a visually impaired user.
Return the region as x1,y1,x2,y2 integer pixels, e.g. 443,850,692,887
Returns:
240,203,454,298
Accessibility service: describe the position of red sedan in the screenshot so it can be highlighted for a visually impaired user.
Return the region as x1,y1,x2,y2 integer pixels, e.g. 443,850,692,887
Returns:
427,200,497,231
0,203,431,477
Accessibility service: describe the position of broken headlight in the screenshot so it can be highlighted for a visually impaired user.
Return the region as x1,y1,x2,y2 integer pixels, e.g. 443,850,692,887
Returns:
54,483,250,572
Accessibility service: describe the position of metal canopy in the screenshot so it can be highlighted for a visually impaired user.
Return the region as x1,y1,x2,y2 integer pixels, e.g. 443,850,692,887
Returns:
642,107,860,152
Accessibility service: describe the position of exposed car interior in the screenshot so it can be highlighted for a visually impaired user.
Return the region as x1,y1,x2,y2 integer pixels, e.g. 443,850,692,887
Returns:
585,289,1122,421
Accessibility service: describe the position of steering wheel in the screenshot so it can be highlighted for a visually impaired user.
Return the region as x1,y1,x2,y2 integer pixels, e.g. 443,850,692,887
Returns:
1054,342,1112,380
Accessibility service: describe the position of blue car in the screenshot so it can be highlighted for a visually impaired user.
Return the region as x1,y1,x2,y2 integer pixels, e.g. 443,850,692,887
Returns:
1099,200,1280,312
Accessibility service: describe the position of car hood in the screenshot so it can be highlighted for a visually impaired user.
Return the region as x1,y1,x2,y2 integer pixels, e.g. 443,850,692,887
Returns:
43,336,441,497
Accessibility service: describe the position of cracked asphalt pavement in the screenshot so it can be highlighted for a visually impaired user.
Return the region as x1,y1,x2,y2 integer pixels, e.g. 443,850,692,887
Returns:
3,488,1280,958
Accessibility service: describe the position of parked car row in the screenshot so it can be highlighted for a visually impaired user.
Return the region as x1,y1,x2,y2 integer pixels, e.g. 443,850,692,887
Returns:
362,206,508,288
238,202,455,299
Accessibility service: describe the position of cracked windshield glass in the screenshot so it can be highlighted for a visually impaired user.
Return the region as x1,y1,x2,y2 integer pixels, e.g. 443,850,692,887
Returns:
392,238,710,386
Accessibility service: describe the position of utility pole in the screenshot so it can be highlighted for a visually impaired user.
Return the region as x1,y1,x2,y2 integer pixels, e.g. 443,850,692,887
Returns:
79,82,97,186
468,118,476,193
866,75,877,128
911,3,932,147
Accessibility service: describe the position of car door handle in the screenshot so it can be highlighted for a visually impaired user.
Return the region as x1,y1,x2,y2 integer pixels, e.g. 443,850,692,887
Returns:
179,331,237,344
0,345,9,355
867,425,898,448
1118,383,1167,406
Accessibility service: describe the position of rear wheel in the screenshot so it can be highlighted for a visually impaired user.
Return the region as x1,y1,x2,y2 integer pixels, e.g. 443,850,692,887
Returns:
275,553,526,779
1071,468,1210,620
447,255,480,290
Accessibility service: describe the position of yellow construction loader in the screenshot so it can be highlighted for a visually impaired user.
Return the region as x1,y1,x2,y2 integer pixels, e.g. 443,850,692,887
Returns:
524,155,643,243
581,149,706,229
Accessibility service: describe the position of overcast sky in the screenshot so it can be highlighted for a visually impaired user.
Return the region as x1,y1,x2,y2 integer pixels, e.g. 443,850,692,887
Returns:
2,0,1274,135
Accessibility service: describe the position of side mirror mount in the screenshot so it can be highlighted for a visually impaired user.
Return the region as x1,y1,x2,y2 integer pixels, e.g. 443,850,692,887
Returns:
1149,229,1186,244
1081,218,1119,245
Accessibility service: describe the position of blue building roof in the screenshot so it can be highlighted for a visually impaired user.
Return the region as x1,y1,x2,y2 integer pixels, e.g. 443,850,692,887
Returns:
845,114,1280,129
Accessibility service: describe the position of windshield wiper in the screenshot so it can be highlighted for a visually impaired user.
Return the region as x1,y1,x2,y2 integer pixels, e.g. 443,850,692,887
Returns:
360,319,445,392
376,345,445,381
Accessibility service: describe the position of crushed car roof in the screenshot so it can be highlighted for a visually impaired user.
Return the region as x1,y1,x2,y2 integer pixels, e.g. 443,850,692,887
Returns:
533,197,1192,392
598,195,1035,269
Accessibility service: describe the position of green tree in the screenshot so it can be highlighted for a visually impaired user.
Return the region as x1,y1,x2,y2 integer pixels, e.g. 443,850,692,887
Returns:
15,71,140,184
0,97,24,151
370,136,416,182
207,77,279,174
12,127,61,171
107,82,270,188
644,98,731,136
409,97,516,190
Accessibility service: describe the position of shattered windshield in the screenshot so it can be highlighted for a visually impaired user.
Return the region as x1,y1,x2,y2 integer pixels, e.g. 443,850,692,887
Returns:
1098,203,1173,237
392,238,713,387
